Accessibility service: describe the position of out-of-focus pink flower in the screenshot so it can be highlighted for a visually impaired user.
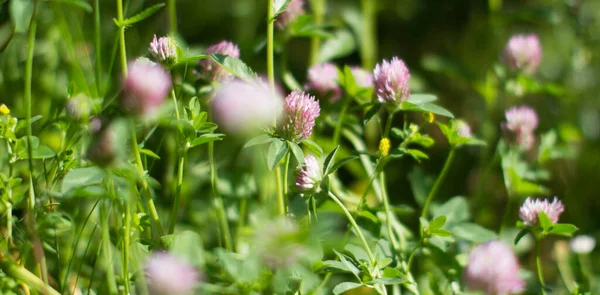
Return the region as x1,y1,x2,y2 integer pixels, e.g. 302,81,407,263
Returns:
212,79,281,136
351,66,373,88
86,123,117,166
276,0,305,29
198,41,240,82
464,240,525,294
305,63,341,102
278,90,320,142
295,155,322,193
149,35,177,64
503,34,542,74
146,252,200,295
456,120,472,138
503,106,538,150
519,197,565,226
373,57,411,104
122,59,171,116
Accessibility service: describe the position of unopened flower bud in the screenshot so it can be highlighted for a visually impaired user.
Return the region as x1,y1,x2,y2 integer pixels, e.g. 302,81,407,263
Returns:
66,93,90,121
379,138,391,157
86,123,118,166
0,104,10,115
295,155,322,193
374,57,411,104
456,120,472,138
149,35,178,65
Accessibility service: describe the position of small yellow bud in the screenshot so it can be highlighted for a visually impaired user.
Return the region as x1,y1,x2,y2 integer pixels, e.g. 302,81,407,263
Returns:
0,104,9,115
379,138,391,157
425,112,435,123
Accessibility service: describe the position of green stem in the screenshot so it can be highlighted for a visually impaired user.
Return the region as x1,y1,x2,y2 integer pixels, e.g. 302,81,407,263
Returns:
116,0,128,75
312,272,332,295
100,201,118,294
168,89,183,234
535,240,547,294
168,0,177,34
209,140,232,251
333,98,351,146
309,0,325,65
94,0,102,94
130,122,165,237
169,155,185,234
328,191,376,263
266,0,275,90
0,257,61,295
283,152,291,197
275,169,285,215
360,0,377,70
117,180,131,294
420,148,456,218
24,1,37,211
380,172,398,250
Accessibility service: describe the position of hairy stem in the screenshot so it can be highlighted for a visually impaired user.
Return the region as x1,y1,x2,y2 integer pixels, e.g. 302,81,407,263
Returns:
309,0,325,65
360,0,377,70
333,98,351,146
116,0,127,75
535,240,547,294
0,257,61,295
209,140,232,251
421,148,455,218
328,191,376,263
168,0,177,34
100,201,118,294
94,0,102,94
168,89,183,234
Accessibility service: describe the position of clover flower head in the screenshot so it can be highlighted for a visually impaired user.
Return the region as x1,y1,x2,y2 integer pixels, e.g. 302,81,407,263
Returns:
519,197,565,226
305,63,341,101
295,155,322,193
275,0,305,29
570,235,596,254
198,40,240,82
374,57,411,104
351,66,374,88
504,106,538,150
145,252,201,295
122,59,171,116
212,79,281,136
503,34,542,74
278,90,320,142
505,106,538,133
464,240,525,294
149,35,178,64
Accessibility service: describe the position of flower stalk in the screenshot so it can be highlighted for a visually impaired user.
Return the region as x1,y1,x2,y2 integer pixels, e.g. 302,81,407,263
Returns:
421,148,456,218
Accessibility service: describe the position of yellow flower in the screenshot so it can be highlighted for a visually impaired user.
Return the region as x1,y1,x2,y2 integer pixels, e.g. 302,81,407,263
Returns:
379,138,391,157
0,104,9,115
425,112,435,123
